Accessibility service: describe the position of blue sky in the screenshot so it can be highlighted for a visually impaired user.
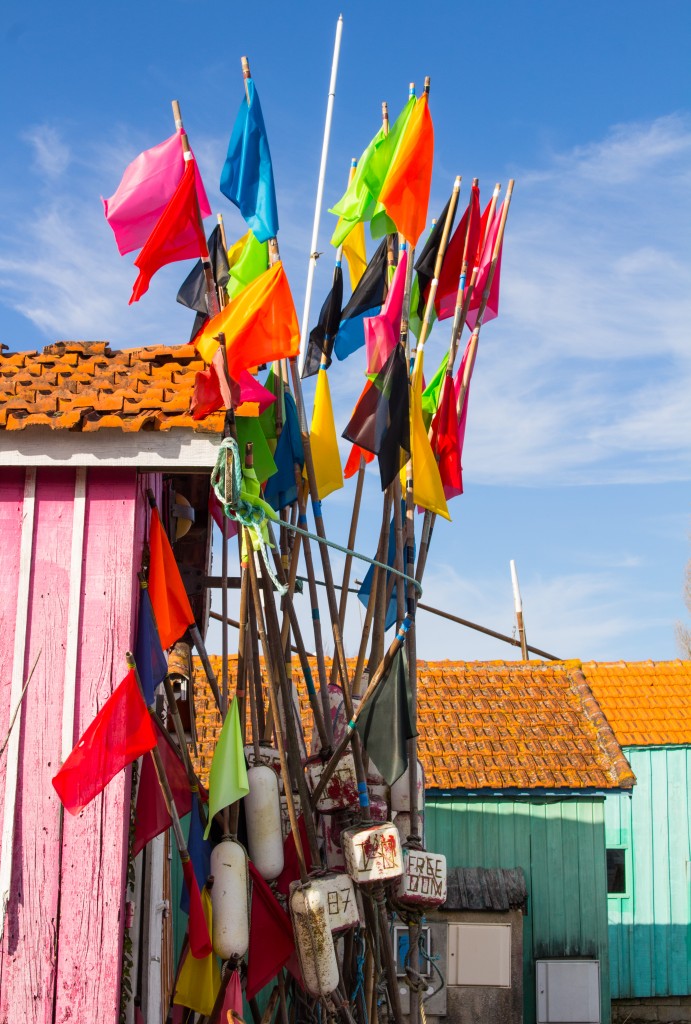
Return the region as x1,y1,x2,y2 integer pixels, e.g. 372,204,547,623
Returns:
1,1,690,663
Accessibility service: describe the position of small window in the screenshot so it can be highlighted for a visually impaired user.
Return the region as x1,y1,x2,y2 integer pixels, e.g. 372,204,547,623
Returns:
606,848,627,895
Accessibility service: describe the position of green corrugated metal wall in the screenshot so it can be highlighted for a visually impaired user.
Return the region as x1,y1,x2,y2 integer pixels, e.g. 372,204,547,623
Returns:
426,796,611,1024
605,746,691,999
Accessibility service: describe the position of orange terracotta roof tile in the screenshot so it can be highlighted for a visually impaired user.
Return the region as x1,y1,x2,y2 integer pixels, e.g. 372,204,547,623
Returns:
0,341,224,434
583,660,691,746
190,656,634,793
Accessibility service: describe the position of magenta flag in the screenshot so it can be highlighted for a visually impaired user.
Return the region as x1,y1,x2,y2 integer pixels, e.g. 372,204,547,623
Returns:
237,369,277,414
364,250,408,375
103,129,211,256
451,336,475,497
466,202,504,331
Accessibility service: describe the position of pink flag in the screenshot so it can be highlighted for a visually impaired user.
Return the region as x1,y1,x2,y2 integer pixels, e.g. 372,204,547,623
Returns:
236,369,277,416
452,336,475,494
221,969,244,1021
364,250,408,375
103,129,211,256
465,201,504,331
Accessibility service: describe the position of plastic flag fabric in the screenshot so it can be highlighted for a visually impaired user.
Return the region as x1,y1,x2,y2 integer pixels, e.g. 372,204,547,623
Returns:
364,249,407,375
414,196,456,319
302,264,344,378
343,443,374,479
430,374,462,499
174,883,218,1012
378,94,434,247
190,347,235,421
148,507,196,650
180,794,212,914
177,224,230,341
52,669,157,815
342,221,367,290
307,368,343,500
195,262,300,379
235,414,277,485
343,344,410,491
133,718,193,857
204,698,249,839
226,228,269,302
409,352,450,520
333,239,390,362
134,587,168,706
103,129,210,256
358,502,414,632
421,352,449,430
264,390,304,511
436,183,483,320
246,861,295,999
129,160,208,304
355,647,416,785
220,79,279,243
466,200,504,330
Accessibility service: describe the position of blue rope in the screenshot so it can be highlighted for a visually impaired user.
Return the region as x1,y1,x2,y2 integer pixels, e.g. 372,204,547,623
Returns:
350,929,369,1024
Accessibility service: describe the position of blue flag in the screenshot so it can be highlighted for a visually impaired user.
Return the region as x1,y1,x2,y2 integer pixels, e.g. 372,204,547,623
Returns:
220,79,279,243
264,391,304,511
135,587,168,706
180,794,213,914
358,502,414,631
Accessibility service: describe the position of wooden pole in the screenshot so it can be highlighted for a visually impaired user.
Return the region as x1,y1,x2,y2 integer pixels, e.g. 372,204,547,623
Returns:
510,559,529,660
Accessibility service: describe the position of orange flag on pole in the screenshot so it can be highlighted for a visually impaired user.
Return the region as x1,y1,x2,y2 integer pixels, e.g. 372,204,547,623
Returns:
148,507,195,649
378,93,434,247
195,261,300,379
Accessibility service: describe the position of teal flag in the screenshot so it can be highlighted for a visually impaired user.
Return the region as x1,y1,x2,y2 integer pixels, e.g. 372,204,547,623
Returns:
220,80,279,243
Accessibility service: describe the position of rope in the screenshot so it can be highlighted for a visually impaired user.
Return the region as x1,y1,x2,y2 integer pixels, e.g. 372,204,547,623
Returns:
349,929,369,1024
211,438,286,595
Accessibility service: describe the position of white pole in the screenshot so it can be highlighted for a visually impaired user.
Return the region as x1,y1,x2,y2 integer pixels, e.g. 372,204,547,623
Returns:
298,14,344,374
510,560,529,660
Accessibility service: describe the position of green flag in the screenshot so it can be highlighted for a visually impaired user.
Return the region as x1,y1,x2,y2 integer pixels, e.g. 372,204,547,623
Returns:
235,414,277,485
227,230,269,303
204,698,249,839
329,97,415,247
421,352,449,430
355,647,416,785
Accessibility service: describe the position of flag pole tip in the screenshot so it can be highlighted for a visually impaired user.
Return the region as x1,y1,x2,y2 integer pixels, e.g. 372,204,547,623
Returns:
241,56,251,79
453,175,461,189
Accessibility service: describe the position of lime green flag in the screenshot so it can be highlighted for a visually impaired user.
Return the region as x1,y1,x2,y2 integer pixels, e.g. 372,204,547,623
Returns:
204,698,249,839
421,352,449,430
257,367,282,452
330,97,415,247
227,230,269,302
235,414,277,485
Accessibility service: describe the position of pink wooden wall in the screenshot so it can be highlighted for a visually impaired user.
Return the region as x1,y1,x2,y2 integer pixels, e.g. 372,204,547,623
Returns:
0,467,160,1024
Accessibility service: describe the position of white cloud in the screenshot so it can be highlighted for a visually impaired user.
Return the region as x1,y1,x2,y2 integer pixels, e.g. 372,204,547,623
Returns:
22,124,71,179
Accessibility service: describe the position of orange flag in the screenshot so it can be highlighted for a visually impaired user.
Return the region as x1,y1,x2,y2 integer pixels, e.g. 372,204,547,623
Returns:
195,261,300,379
378,93,434,247
148,507,195,649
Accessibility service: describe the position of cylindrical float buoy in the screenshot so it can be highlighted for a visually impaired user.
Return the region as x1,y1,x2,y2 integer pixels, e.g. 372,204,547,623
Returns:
209,837,250,959
289,881,340,996
245,764,285,880
390,760,425,812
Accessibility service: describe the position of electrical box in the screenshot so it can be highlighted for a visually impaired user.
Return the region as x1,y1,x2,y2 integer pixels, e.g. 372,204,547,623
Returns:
536,960,600,1023
393,922,447,1017
447,923,511,987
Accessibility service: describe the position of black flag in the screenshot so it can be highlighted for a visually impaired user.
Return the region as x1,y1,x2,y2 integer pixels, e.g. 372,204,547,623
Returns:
414,196,455,319
333,237,396,361
177,225,230,342
302,264,344,379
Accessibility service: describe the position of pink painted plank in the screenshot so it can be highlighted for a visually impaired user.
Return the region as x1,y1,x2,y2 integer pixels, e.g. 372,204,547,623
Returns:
0,468,77,1024
53,468,142,1024
0,469,26,838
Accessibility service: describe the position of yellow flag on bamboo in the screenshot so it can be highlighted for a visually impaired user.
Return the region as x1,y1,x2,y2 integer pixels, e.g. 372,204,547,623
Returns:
306,368,343,500
173,886,221,1016
341,221,367,290
409,351,450,520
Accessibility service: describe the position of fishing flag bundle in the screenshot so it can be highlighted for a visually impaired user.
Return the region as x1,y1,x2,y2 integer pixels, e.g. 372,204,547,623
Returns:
129,159,208,304
377,93,434,246
436,181,482,320
52,669,157,815
333,238,390,362
103,129,210,255
220,79,279,243
148,507,196,650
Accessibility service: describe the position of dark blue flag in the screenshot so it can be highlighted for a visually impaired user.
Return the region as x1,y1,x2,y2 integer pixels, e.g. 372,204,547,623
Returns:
135,587,168,706
180,793,213,914
264,391,305,512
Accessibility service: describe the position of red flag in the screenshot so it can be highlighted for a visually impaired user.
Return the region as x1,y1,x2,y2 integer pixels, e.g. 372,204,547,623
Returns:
275,816,315,897
182,857,213,959
129,160,208,304
436,183,482,321
133,718,194,857
148,507,195,650
344,443,374,480
52,669,157,815
466,200,504,331
430,375,462,500
246,861,295,1000
190,347,235,420
453,336,474,487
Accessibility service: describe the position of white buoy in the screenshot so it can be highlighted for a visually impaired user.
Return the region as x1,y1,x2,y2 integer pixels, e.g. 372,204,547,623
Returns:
390,760,425,812
342,822,403,885
209,837,250,959
289,882,340,995
245,765,285,880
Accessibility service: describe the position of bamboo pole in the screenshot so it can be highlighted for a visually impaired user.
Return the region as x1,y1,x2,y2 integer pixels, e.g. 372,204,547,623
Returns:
298,15,344,374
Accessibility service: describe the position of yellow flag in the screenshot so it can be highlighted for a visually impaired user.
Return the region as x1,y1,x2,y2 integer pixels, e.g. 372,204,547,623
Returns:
341,221,367,291
306,368,343,500
227,229,251,269
174,887,221,1016
410,351,450,520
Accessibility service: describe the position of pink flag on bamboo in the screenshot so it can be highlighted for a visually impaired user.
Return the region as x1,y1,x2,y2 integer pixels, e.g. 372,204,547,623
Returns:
364,250,408,375
452,336,475,494
235,369,277,417
465,201,504,331
103,129,211,255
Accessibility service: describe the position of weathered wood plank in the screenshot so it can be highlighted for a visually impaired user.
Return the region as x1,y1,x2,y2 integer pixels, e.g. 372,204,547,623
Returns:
0,468,76,1024
53,468,139,1024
